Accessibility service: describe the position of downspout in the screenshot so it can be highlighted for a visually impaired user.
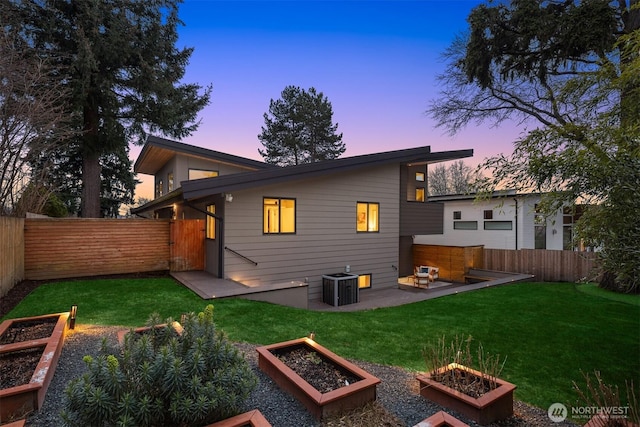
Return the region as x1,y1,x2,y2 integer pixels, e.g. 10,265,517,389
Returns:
184,201,224,278
513,198,518,250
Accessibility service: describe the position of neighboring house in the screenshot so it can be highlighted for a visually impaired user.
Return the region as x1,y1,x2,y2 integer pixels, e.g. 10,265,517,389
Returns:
414,190,586,251
133,136,473,302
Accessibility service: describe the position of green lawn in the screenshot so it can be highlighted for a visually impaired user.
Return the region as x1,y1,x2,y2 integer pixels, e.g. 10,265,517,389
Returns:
3,278,638,413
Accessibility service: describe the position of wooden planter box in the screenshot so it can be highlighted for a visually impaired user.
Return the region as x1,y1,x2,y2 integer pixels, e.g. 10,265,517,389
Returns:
413,410,470,427
204,409,272,427
0,313,70,423
256,337,381,419
416,363,516,426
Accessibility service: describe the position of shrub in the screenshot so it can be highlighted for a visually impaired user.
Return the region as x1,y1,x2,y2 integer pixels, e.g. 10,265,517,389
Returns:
573,370,639,426
61,305,257,427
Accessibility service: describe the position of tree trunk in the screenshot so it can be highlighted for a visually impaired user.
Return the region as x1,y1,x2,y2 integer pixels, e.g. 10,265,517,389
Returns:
81,101,102,218
81,153,101,217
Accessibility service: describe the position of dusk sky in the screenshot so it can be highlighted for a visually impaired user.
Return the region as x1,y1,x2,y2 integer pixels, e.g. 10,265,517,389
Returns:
133,0,526,199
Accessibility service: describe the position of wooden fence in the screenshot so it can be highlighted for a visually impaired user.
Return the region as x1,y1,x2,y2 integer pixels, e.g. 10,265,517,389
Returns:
483,248,598,282
0,217,25,297
24,218,171,280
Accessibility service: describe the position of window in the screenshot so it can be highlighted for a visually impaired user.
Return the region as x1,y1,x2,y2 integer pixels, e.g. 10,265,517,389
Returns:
188,169,219,180
415,188,425,202
206,205,216,239
155,179,163,198
168,172,174,192
358,274,372,289
563,226,573,250
263,198,296,234
357,202,379,232
415,172,425,182
453,221,477,230
534,204,547,249
484,221,512,230
453,211,462,220
483,210,493,220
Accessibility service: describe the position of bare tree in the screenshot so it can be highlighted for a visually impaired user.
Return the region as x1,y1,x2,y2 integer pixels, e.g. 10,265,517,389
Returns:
428,164,449,196
428,161,479,196
0,26,74,216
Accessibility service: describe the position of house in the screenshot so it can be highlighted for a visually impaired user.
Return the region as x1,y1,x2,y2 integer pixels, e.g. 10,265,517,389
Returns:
132,136,473,303
413,190,586,251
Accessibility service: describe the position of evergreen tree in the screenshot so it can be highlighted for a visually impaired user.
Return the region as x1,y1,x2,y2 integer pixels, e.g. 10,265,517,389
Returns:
259,85,345,166
10,0,211,217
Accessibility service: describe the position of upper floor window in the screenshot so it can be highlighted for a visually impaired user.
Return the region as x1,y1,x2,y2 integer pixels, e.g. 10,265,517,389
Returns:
453,221,477,230
484,209,493,219
415,172,425,182
357,202,379,232
155,179,163,198
263,198,296,234
453,211,462,220
416,188,425,202
189,169,219,180
206,204,216,239
168,172,174,192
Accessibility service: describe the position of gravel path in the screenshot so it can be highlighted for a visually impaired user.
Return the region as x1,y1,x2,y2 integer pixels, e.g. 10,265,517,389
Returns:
24,325,579,427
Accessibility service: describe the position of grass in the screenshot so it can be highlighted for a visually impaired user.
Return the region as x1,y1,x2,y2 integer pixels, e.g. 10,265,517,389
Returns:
2,277,639,414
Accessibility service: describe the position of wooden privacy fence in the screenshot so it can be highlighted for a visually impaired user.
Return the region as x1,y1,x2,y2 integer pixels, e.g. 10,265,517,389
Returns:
24,218,171,280
0,217,25,297
483,248,598,282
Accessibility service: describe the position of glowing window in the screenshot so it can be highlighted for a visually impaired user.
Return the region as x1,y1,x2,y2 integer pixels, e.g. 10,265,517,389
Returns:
416,172,425,182
168,172,174,192
263,198,296,234
188,169,219,180
358,274,372,289
206,205,216,239
356,202,379,232
416,188,425,202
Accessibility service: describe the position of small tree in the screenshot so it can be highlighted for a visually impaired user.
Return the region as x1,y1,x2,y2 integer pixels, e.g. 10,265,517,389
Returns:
259,85,345,166
61,305,257,427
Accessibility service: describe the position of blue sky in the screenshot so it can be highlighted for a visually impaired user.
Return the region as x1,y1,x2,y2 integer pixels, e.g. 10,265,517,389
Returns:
134,0,524,198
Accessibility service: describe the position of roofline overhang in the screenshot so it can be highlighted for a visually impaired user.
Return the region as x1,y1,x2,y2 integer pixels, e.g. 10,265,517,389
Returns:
181,147,473,201
130,188,184,215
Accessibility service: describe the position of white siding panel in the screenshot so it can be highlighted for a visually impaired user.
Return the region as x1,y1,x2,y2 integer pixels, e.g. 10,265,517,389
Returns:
223,164,400,301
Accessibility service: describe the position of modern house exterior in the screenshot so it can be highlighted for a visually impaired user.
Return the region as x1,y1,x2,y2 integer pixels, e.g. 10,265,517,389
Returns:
413,191,585,251
132,136,473,302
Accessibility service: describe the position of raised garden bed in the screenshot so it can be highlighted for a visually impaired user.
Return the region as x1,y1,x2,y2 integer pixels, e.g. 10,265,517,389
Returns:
417,362,516,426
413,410,470,427
204,409,272,427
0,312,70,424
256,337,380,420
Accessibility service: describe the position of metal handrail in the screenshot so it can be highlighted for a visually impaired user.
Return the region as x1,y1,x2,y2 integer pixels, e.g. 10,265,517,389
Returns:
224,246,258,266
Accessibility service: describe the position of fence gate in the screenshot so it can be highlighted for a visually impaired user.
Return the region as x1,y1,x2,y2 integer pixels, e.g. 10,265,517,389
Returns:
170,219,205,272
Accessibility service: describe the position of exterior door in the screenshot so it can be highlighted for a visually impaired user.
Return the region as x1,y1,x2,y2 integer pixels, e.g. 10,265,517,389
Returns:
170,219,205,271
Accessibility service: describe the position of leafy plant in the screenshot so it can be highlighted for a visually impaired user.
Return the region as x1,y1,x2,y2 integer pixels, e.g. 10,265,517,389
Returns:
60,305,257,426
422,335,507,397
573,370,639,426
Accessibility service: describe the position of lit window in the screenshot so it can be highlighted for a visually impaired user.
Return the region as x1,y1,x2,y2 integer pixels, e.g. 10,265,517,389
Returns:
155,179,163,198
453,211,462,220
453,221,477,230
206,205,216,239
484,221,512,230
263,198,296,234
357,202,379,232
189,169,219,180
415,172,425,182
358,274,372,289
416,188,425,202
484,210,493,219
168,172,174,192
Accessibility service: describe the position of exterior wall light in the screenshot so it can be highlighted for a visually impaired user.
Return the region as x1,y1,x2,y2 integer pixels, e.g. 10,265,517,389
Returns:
69,304,78,329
